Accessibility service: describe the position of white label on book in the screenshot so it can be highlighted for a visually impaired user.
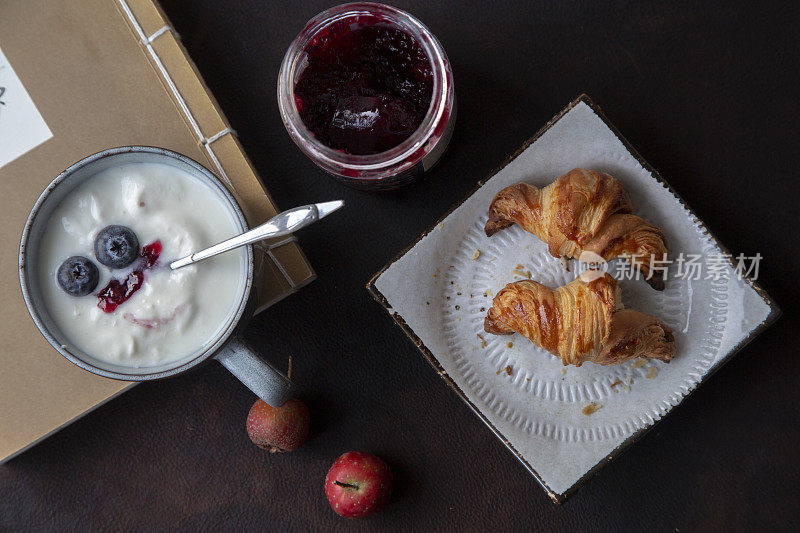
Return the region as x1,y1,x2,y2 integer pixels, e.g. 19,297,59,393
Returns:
0,45,53,170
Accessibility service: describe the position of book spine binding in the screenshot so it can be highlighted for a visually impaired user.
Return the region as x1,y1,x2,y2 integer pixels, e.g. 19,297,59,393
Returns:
115,0,316,309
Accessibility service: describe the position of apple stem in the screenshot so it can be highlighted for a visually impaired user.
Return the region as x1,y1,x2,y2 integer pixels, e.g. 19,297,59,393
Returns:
333,480,358,489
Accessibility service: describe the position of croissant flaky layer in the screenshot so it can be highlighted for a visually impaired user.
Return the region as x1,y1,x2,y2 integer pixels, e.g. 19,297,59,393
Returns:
484,273,676,366
484,168,668,290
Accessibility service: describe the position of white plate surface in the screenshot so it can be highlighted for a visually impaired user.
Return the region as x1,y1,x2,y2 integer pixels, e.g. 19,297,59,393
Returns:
371,98,777,501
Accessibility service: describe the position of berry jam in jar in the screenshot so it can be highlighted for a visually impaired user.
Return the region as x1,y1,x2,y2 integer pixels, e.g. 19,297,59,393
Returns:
294,24,433,156
278,3,455,190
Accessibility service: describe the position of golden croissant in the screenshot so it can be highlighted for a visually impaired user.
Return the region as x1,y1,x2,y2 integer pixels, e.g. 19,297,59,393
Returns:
484,273,676,366
485,168,668,289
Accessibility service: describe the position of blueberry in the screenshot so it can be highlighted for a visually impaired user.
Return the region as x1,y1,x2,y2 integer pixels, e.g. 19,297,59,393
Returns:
57,256,99,296
94,225,139,268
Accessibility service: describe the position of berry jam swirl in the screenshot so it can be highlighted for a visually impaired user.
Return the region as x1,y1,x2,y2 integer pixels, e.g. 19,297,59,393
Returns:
97,240,161,313
294,19,433,155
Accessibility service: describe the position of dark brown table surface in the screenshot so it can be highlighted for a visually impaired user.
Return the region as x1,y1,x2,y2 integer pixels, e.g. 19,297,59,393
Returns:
3,0,799,530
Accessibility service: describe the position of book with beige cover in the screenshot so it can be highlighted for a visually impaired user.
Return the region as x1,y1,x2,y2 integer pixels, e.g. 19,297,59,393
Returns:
0,0,314,462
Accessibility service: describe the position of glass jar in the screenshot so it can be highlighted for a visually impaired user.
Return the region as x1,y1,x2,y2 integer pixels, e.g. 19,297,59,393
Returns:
277,2,456,191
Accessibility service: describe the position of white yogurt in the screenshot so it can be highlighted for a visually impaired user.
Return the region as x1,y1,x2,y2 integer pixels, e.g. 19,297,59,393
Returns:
38,162,247,368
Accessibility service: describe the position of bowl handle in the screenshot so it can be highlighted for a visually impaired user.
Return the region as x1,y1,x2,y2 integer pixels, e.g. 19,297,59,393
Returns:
215,337,293,407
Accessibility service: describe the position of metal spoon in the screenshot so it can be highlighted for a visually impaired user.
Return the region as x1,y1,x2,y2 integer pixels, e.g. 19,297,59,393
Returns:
170,200,344,270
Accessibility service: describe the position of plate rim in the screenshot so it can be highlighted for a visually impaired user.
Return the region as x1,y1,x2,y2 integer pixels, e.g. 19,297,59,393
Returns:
366,93,782,504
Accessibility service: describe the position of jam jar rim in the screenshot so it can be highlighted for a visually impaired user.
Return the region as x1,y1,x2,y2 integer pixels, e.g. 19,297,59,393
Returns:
277,2,452,174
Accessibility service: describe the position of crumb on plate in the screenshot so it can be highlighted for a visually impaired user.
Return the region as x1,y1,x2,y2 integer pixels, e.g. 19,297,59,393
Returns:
632,358,647,369
477,334,487,349
645,366,658,379
472,249,481,260
582,402,601,415
496,365,512,376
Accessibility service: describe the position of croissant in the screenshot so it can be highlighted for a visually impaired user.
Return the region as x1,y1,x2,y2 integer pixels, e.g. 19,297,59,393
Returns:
484,169,668,289
484,273,676,366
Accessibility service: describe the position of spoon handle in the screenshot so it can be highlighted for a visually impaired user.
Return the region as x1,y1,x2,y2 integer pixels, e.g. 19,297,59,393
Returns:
170,200,343,270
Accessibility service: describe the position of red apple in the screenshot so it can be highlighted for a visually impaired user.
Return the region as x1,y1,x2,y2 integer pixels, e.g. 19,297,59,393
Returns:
324,451,393,519
246,398,309,452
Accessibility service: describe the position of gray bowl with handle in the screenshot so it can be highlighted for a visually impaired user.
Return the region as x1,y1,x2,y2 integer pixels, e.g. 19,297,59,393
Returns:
18,146,292,406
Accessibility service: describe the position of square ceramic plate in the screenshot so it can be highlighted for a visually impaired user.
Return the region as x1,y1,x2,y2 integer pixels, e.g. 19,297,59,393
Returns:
367,95,780,503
